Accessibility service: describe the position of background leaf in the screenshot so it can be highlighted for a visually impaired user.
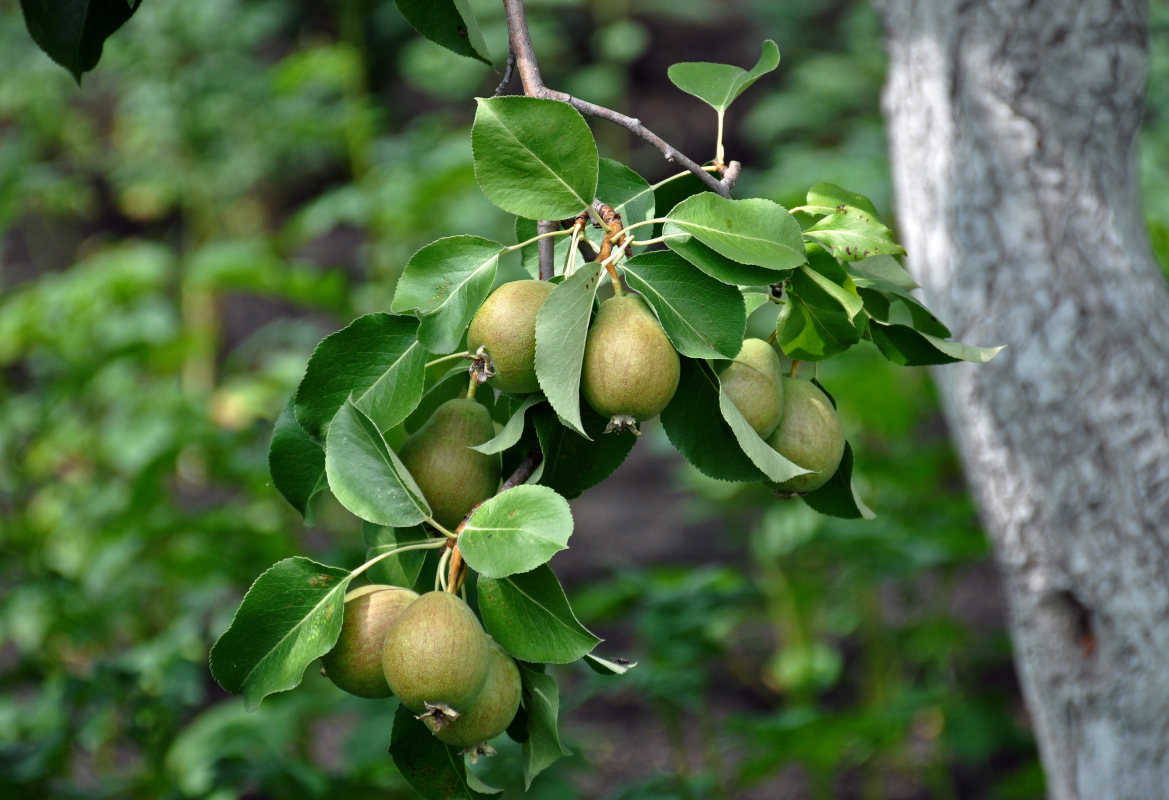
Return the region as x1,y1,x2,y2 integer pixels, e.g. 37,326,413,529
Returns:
392,0,491,65
667,39,780,112
389,706,497,799
534,261,604,437
532,404,637,499
478,566,600,663
621,250,746,359
268,400,327,525
472,97,598,220
460,485,573,578
801,442,874,520
391,236,504,355
660,358,765,483
294,313,426,437
517,664,571,789
208,558,351,710
868,322,1003,366
19,0,141,80
598,157,655,230
324,400,431,527
665,195,806,271
363,523,432,588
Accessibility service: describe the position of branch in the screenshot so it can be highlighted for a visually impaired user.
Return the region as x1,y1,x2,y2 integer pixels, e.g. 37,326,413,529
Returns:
501,446,543,491
502,0,732,199
536,220,557,279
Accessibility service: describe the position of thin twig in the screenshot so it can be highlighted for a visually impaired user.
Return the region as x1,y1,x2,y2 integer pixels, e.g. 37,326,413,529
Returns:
502,446,543,491
536,220,557,279
720,160,743,192
502,0,732,199
494,48,517,96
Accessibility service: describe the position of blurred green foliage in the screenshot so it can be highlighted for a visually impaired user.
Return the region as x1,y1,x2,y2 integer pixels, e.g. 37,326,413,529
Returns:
2,0,1164,797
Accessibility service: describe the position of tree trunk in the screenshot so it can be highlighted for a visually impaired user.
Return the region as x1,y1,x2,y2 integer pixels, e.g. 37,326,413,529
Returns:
872,0,1169,796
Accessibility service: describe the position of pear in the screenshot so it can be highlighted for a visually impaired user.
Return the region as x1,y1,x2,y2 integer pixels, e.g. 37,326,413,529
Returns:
581,294,680,429
719,338,784,439
426,640,521,747
398,398,500,529
321,585,419,698
382,591,490,714
766,377,845,494
466,279,555,394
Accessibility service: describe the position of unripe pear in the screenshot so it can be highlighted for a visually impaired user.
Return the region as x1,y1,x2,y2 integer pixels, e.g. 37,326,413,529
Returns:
321,585,419,698
466,279,555,394
719,338,784,438
426,640,521,747
766,377,845,494
581,294,680,428
398,398,500,529
382,591,490,713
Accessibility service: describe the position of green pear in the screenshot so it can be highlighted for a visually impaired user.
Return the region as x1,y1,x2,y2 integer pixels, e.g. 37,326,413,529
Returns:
321,585,419,698
766,377,845,494
719,338,784,438
382,591,490,714
399,398,500,529
581,294,680,428
466,279,555,394
426,640,521,747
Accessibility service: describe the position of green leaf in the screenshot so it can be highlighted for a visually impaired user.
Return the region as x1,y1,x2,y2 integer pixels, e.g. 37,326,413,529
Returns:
389,706,497,800
517,664,571,789
532,404,637,499
294,313,426,437
208,557,351,710
796,182,881,219
665,195,806,271
598,158,655,230
847,254,919,291
473,97,598,220
459,485,573,578
801,442,875,520
667,39,780,113
268,400,328,525
583,653,637,676
19,0,141,81
363,523,432,588
391,236,505,355
622,251,746,359
471,396,541,455
325,399,431,527
534,261,604,438
668,232,793,287
393,0,492,65
718,387,808,484
661,358,766,483
478,565,600,663
801,263,863,320
804,207,905,262
868,322,1003,366
857,285,951,338
775,268,865,361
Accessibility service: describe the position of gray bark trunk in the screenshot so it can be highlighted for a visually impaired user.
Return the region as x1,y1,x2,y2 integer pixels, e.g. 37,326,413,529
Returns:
872,1,1169,796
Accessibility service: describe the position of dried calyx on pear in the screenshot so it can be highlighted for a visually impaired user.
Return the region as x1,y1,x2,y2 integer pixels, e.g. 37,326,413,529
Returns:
466,279,555,394
424,640,521,747
322,584,419,698
719,338,784,439
581,294,680,433
398,398,500,529
766,376,845,495
382,591,490,717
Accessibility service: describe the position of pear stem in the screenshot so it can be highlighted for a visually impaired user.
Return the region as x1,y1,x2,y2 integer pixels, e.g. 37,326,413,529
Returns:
790,360,801,378
466,374,478,400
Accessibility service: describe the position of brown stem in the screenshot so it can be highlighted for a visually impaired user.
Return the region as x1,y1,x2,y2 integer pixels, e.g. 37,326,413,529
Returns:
502,0,732,199
502,445,544,491
494,48,517,96
536,220,557,279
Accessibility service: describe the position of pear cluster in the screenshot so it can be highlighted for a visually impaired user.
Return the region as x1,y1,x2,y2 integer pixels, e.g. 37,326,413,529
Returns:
323,589,521,748
720,338,845,494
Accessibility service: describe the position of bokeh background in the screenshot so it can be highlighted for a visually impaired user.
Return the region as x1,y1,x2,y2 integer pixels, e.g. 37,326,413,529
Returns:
3,1,1168,797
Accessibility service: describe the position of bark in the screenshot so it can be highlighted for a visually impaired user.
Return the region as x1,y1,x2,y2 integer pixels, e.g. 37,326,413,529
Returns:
872,1,1169,797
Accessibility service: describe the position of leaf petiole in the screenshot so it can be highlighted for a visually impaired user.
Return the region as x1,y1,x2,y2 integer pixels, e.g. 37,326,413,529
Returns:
348,538,448,582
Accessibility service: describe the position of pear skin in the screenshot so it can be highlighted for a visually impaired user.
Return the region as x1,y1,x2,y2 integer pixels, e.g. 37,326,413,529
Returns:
467,279,555,394
322,585,419,698
427,640,521,746
581,294,680,425
719,338,784,439
766,377,845,494
399,398,500,529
